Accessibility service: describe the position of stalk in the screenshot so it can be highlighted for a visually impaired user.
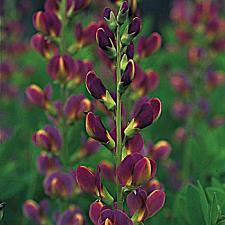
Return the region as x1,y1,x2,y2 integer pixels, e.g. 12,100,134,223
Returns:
115,23,123,209
59,0,69,167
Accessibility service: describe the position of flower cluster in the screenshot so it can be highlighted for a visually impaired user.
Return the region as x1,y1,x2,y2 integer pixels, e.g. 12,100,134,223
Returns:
74,1,166,224
167,0,225,182
170,0,225,133
23,0,102,224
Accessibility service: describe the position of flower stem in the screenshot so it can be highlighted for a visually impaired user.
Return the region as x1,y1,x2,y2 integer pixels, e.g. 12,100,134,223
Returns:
115,23,123,209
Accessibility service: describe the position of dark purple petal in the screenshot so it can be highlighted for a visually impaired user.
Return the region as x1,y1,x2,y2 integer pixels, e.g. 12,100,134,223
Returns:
89,201,104,225
76,166,97,194
117,154,134,186
146,190,165,219
96,28,112,50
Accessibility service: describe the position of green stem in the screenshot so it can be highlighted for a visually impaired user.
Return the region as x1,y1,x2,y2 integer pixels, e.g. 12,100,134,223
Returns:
115,23,123,209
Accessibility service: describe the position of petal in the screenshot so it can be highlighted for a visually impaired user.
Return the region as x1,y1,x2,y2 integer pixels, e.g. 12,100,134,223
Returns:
146,190,165,219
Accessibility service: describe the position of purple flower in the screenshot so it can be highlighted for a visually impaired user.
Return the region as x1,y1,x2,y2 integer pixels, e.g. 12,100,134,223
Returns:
23,199,49,224
126,188,165,222
120,59,135,90
44,171,75,198
47,54,76,81
37,152,61,175
57,206,84,225
149,140,171,161
64,95,91,123
75,22,99,48
32,125,63,153
33,11,61,37
45,0,75,17
124,97,161,138
31,33,58,59
137,32,162,58
26,84,52,109
116,153,156,187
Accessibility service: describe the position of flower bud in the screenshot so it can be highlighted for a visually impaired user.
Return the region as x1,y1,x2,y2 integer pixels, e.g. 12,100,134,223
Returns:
143,179,163,195
37,152,61,175
86,71,116,111
57,206,84,225
86,112,115,150
26,84,51,109
89,201,104,225
126,42,134,59
124,98,161,138
47,54,75,81
44,171,75,198
121,17,141,45
64,95,91,124
119,59,135,93
33,11,61,37
103,7,117,31
96,28,116,59
117,1,129,25
137,32,162,58
32,125,63,153
31,33,58,59
150,140,171,160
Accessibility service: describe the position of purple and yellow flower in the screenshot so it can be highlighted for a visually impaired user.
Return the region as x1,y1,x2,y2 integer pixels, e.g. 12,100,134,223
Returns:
57,205,84,225
32,125,63,153
37,152,61,175
137,32,162,58
23,199,49,224
124,97,161,138
132,65,159,97
31,33,58,59
99,160,115,182
44,171,75,198
117,153,156,187
117,1,129,25
26,84,52,109
47,54,75,81
89,204,134,225
45,0,75,17
75,22,99,48
64,95,91,123
33,11,61,37
149,140,171,161
126,188,165,222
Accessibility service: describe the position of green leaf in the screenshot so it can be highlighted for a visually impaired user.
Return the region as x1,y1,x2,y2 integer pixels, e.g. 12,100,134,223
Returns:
209,193,221,225
197,180,210,225
186,184,205,225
